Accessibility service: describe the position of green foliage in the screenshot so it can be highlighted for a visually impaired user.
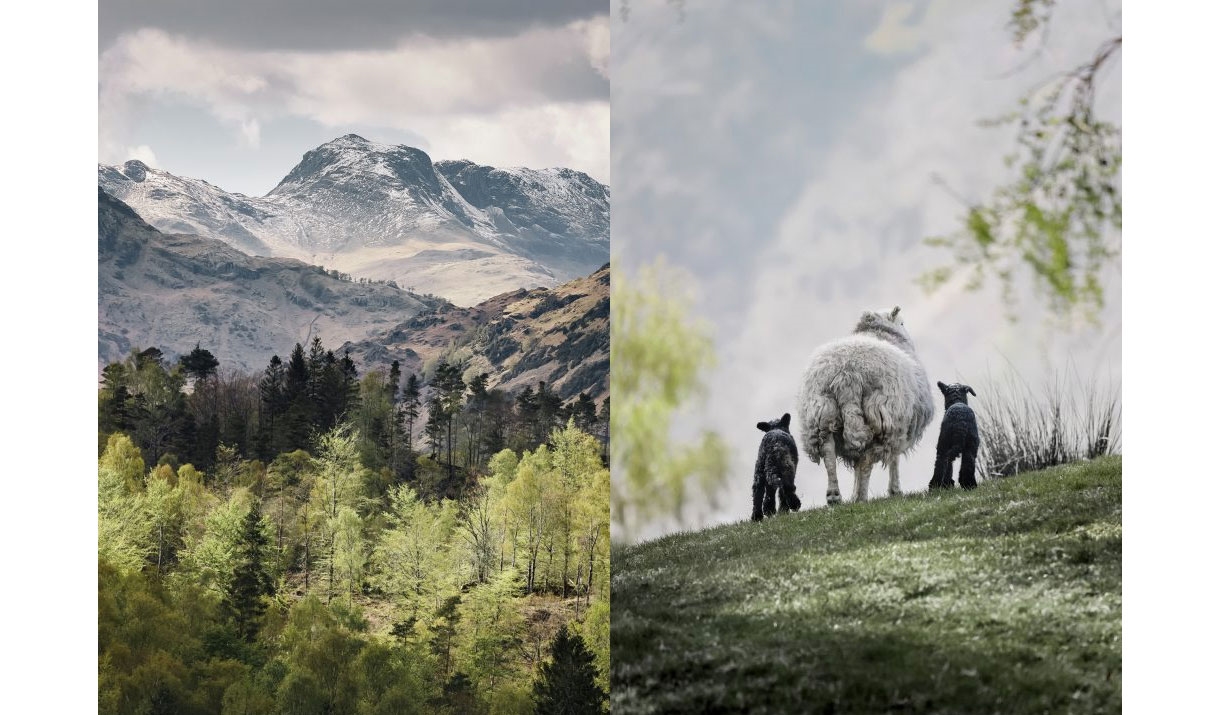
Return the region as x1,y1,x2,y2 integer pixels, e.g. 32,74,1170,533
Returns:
373,485,458,618
98,435,155,573
610,259,730,539
99,559,235,715
457,568,527,694
1008,0,1056,46
921,4,1120,321
572,599,610,694
177,488,255,596
100,338,608,711
611,457,1122,714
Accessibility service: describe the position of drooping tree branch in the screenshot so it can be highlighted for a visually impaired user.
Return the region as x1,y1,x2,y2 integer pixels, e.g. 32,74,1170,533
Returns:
921,2,1121,321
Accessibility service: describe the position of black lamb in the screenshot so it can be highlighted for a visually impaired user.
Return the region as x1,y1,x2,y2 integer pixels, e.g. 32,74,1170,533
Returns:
929,381,980,490
752,413,801,521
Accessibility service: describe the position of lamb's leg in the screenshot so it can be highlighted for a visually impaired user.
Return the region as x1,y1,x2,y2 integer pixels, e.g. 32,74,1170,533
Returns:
764,482,778,516
959,444,978,489
751,479,765,522
930,445,958,490
888,460,902,497
929,452,947,489
822,440,841,505
781,470,801,512
853,455,875,502
766,453,788,514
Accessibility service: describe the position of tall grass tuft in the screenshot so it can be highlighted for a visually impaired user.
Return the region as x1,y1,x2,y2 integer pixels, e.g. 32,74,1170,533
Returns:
976,366,1121,479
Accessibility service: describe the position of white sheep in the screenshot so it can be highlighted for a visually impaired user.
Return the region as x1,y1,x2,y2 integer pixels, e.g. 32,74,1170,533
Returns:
795,307,935,503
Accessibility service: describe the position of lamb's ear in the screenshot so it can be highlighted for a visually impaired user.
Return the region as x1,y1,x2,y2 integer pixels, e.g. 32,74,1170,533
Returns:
890,306,901,320
937,381,948,393
780,413,791,429
757,421,770,432
966,386,977,396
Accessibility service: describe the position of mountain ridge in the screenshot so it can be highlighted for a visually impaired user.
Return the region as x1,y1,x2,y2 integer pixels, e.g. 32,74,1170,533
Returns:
99,135,609,305
99,189,608,403
98,187,445,372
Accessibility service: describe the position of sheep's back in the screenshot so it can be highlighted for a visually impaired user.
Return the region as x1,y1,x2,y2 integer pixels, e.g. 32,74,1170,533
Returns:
797,334,934,462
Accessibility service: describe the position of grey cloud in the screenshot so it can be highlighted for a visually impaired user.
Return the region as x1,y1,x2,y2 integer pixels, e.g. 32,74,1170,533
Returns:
100,0,606,50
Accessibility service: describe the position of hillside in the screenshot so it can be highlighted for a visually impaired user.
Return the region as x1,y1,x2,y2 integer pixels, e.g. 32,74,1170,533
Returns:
99,134,609,305
98,189,445,372
342,264,610,403
610,458,1122,714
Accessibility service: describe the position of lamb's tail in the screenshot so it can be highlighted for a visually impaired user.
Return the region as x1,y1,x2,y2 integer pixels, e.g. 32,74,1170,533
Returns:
766,448,796,486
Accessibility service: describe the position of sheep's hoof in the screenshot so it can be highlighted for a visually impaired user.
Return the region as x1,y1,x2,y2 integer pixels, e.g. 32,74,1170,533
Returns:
826,490,842,505
889,486,902,497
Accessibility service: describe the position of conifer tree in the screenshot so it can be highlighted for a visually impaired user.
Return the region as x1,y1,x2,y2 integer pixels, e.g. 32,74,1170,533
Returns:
425,395,446,462
227,499,272,641
179,343,220,383
388,360,402,403
532,625,605,715
258,355,287,458
401,373,422,481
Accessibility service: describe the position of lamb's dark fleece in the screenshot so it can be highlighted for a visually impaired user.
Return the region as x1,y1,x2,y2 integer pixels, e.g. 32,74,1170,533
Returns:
929,381,979,490
752,413,801,521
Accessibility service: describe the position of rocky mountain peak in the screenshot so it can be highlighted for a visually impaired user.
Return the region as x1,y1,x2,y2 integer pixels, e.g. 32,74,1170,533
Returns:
121,159,150,182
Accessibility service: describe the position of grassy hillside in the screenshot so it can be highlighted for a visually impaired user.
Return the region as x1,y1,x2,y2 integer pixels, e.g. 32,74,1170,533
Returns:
610,457,1121,714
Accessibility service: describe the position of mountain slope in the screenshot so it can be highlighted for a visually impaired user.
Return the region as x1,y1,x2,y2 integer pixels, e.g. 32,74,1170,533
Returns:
611,458,1122,714
98,188,444,372
342,264,610,403
99,135,609,305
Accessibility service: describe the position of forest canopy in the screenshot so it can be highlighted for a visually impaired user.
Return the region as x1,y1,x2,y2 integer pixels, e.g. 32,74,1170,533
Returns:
98,339,610,714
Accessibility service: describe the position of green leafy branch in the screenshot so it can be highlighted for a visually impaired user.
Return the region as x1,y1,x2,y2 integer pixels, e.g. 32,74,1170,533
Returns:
921,7,1121,322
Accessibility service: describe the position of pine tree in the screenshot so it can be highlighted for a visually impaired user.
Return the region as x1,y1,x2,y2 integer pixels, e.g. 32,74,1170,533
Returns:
227,498,272,641
431,594,462,678
433,362,466,483
425,395,446,461
401,373,422,481
571,392,598,434
532,625,605,715
179,343,219,383
285,343,313,450
535,381,563,446
387,360,401,403
257,355,287,459
514,386,538,451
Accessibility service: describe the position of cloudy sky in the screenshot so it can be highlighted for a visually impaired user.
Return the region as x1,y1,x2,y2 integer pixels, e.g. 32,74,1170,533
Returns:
612,0,1122,540
98,0,609,195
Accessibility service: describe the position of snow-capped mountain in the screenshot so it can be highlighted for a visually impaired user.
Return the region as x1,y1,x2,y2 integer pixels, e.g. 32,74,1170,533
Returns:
98,135,609,306
98,188,445,373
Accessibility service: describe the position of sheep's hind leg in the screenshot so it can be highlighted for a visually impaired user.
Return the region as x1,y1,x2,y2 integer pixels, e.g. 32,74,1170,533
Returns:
822,441,842,505
853,456,875,503
888,460,902,497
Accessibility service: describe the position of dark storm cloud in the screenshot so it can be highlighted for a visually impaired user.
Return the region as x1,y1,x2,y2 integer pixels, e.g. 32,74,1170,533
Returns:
99,0,607,50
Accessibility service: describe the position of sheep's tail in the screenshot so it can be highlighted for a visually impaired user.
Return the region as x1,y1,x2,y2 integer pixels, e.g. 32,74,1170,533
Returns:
798,394,840,464
840,400,871,456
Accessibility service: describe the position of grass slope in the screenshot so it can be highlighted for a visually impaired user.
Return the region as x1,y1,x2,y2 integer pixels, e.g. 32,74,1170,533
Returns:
611,457,1121,714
